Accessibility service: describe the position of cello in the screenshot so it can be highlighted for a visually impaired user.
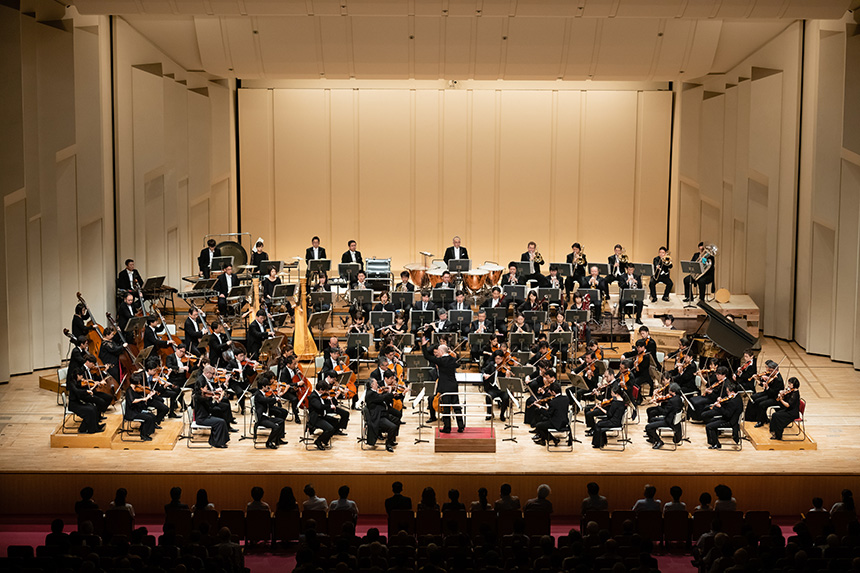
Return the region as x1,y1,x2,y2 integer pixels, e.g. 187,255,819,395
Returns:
292,364,313,409
76,292,105,357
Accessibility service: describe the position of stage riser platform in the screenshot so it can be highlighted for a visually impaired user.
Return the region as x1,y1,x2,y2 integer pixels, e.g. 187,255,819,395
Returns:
744,423,817,451
434,428,496,453
1,473,857,518
49,417,122,449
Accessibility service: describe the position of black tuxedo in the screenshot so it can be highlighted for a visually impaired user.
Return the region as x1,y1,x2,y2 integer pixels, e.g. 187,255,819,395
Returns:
746,373,785,424
184,316,204,355
650,255,674,300
143,325,169,350
116,269,144,292
564,253,588,292
72,314,93,340
448,300,470,312
769,390,800,439
607,254,628,282
481,360,508,418
198,247,222,277
520,252,548,286
684,251,715,300
192,391,228,447
246,319,269,359
592,399,626,447
214,272,236,297
422,345,464,431
307,391,336,445
443,246,469,264
535,394,570,441
253,389,285,446
365,389,398,446
619,273,643,320
208,332,231,368
706,394,742,446
414,300,436,313
305,246,327,261
341,250,363,267
645,394,682,444
117,301,139,331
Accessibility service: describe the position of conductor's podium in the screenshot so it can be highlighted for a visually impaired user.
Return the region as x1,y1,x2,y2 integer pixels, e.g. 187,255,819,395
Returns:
434,427,496,453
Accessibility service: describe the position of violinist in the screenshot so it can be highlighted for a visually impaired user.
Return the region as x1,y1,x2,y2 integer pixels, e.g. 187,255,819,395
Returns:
649,246,673,302
589,385,625,449
705,382,742,449
365,374,399,452
645,372,674,423
644,382,682,449
619,265,643,325
369,356,390,391
184,307,205,356
671,353,698,395
636,326,659,362
225,349,256,415
529,341,552,368
322,371,350,434
690,365,729,422
622,340,652,399
192,365,229,448
524,361,552,427
253,372,287,449
482,350,509,422
769,377,801,440
195,364,236,428
143,315,170,352
117,292,140,331
164,345,192,415
98,326,128,385
573,352,600,396
469,310,494,364
564,242,588,293
307,380,338,450
583,370,617,431
72,302,95,340
246,310,271,359
276,354,304,424
584,339,604,362
68,370,105,434
125,371,159,442
746,359,785,428
142,357,171,424
533,377,570,447
78,354,112,415
733,349,757,392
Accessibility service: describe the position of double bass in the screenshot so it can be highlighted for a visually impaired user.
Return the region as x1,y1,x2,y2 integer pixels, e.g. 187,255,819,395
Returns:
76,292,105,357
105,312,139,386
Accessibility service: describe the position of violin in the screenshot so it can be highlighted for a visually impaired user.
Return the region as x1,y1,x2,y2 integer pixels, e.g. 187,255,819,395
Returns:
735,359,753,378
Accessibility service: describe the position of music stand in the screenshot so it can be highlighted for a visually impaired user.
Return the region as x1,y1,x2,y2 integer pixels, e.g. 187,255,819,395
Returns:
552,263,573,278
502,284,526,302
227,285,251,299
410,310,434,331
193,278,216,291
431,331,459,347
391,333,414,349
260,260,283,276
350,288,373,310
198,334,212,353
592,263,610,276
619,288,645,329
468,333,494,355
681,260,705,309
511,365,534,380
339,262,360,284
509,332,534,351
346,333,371,363
309,292,334,326
124,316,147,338
548,331,574,354
404,354,429,368
500,378,524,438
566,310,588,325
485,307,507,332
212,256,233,271
308,310,331,353
142,276,165,290
449,309,472,332
272,283,296,300
408,379,436,438
538,287,563,303
407,368,436,384
511,261,530,276
258,337,283,361
632,263,653,278
522,310,546,331
391,291,413,311
369,311,394,333
431,289,454,307
308,259,331,276
567,373,589,392
132,346,153,369
447,259,471,273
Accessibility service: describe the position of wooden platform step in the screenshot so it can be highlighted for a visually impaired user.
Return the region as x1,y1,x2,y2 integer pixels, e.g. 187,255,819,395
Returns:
743,422,817,450
110,418,184,450
39,372,61,394
434,427,496,453
50,415,122,449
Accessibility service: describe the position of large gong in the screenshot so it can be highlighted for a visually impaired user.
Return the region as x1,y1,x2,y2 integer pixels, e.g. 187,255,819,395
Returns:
215,240,248,268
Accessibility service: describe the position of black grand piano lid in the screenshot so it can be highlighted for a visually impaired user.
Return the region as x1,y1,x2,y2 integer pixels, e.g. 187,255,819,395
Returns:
696,300,759,358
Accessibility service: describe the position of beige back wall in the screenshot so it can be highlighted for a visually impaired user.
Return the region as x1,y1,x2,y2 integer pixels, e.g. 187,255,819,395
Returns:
239,85,672,275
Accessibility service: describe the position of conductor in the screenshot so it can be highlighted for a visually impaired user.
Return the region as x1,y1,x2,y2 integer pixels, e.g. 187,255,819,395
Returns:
420,335,465,433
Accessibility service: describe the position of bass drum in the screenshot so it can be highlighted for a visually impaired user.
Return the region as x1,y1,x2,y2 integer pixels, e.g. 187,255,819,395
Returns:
215,240,249,268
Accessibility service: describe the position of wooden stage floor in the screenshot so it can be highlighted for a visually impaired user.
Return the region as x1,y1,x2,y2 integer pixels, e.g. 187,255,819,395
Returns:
1,338,858,516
